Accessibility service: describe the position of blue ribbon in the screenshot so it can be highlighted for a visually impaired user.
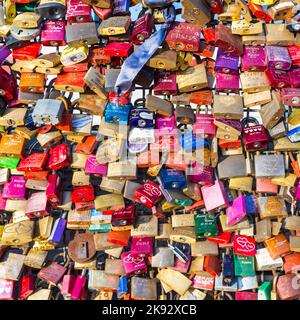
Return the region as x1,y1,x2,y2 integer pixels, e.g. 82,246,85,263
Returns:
114,5,176,95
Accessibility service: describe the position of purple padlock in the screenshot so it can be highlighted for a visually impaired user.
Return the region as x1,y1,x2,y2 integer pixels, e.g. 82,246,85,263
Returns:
289,68,300,88
215,48,240,74
241,46,266,72
48,213,67,244
2,176,26,199
226,195,246,226
216,73,239,93
266,46,292,71
155,114,178,137
0,46,11,64
84,154,108,176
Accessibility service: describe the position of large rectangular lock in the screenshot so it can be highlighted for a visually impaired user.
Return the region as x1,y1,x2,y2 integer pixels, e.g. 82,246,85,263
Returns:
176,64,208,93
32,99,64,126
98,15,131,36
166,22,201,52
254,154,285,178
66,22,99,46
84,67,107,100
181,0,211,26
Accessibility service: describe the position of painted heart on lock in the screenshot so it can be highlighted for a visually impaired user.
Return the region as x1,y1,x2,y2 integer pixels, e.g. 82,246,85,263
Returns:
237,236,255,252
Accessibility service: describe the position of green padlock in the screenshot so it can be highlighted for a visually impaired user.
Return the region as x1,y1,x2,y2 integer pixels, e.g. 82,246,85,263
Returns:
194,212,218,239
0,156,20,169
233,254,256,277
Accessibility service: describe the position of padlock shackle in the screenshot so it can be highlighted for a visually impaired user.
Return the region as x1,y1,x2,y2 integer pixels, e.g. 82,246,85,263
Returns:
241,117,259,128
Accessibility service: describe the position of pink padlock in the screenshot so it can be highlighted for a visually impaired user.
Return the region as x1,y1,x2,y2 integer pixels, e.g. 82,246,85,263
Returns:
296,180,300,200
71,270,87,300
188,161,214,184
0,279,14,300
84,154,108,176
193,114,216,139
131,237,153,257
25,191,49,218
155,114,178,137
226,195,246,226
121,252,147,276
46,174,62,206
216,73,240,93
2,176,26,199
241,46,266,72
0,194,7,210
41,20,66,46
201,179,229,212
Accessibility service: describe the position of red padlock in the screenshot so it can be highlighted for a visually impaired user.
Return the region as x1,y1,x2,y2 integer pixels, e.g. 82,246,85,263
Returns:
17,152,48,172
242,117,269,151
48,143,71,170
72,186,94,203
18,273,34,300
134,180,162,208
12,43,42,61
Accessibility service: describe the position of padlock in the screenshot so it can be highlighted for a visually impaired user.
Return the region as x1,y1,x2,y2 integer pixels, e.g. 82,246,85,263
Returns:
240,71,270,93
266,46,292,71
242,117,269,151
32,99,64,126
12,43,41,61
66,0,91,23
147,49,177,70
2,176,26,199
153,70,177,96
177,64,208,93
98,15,131,36
215,23,243,56
48,143,71,170
215,48,239,74
134,180,162,208
260,91,285,130
201,179,229,212
216,72,239,94
66,22,99,46
265,23,295,46
104,102,131,125
37,253,69,286
25,191,49,218
0,67,17,101
35,0,66,19
181,0,211,25
226,194,246,226
0,134,25,158
241,46,266,72
19,72,45,94
130,13,154,44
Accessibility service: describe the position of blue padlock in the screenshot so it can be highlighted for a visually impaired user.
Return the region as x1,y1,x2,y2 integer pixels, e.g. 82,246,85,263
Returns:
104,102,132,125
159,168,187,190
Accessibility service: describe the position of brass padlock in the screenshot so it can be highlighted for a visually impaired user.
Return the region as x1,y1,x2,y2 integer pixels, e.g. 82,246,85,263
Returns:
260,91,285,130
213,95,243,120
147,49,177,70
265,23,295,46
84,67,107,100
0,108,27,127
12,12,42,29
177,64,208,93
98,16,131,36
181,0,211,26
240,72,270,93
19,72,45,94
